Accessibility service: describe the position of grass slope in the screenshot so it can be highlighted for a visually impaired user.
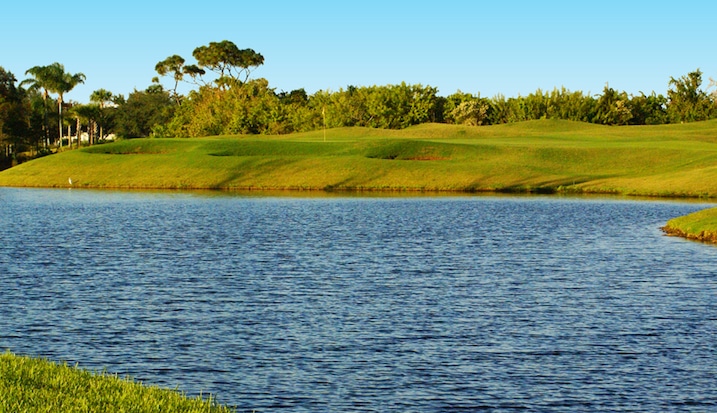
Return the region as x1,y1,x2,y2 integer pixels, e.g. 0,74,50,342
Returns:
0,352,234,412
3,119,717,197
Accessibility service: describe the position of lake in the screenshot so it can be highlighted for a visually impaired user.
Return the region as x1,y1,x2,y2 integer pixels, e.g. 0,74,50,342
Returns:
1,188,716,412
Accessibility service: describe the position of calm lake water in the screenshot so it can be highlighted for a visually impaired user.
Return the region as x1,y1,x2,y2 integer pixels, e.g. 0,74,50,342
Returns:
1,188,716,412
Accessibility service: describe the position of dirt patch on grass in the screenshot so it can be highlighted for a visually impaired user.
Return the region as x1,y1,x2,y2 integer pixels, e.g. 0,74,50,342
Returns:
405,156,449,161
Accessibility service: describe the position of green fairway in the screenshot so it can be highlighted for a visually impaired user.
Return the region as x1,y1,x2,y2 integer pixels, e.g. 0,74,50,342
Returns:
2,119,717,197
0,352,234,413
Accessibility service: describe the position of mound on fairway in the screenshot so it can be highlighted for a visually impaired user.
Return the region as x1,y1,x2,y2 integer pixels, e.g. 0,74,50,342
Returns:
2,119,717,197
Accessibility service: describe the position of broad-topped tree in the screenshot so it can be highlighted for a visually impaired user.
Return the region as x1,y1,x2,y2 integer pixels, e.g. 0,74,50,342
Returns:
154,55,205,103
192,40,264,83
155,40,264,95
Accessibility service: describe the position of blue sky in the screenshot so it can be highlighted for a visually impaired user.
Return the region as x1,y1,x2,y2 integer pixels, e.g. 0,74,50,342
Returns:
3,1,716,103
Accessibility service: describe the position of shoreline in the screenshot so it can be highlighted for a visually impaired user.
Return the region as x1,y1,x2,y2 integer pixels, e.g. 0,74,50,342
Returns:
1,180,716,199
662,225,717,243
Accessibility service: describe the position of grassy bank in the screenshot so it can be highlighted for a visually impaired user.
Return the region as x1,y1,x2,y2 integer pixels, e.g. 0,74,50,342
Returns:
2,119,717,197
0,352,234,413
662,207,717,243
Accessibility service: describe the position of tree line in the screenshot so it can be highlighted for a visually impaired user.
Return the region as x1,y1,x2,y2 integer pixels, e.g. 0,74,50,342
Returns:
2,39,717,167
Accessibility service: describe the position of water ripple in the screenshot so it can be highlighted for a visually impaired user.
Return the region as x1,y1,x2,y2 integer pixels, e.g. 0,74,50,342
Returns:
1,188,716,412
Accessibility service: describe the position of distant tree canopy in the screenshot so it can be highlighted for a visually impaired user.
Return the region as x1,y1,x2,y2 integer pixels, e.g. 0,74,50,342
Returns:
113,85,175,139
2,40,717,168
150,45,715,138
667,70,713,123
0,67,30,158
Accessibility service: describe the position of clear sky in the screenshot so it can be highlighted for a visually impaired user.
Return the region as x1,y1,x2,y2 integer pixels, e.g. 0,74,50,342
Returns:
3,1,716,103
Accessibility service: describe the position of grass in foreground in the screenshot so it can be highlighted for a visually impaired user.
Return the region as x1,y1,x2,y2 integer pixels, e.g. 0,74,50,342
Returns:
663,207,717,243
2,119,717,197
0,352,234,413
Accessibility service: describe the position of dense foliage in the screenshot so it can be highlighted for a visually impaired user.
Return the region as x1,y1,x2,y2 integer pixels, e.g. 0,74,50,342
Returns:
2,39,717,167
156,70,714,139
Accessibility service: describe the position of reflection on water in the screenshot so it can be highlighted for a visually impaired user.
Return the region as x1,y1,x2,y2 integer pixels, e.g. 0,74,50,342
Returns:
1,188,716,412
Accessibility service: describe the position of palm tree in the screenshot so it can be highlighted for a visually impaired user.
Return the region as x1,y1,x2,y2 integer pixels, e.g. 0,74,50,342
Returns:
22,64,61,147
51,64,86,148
71,104,100,148
90,89,114,142
22,63,85,148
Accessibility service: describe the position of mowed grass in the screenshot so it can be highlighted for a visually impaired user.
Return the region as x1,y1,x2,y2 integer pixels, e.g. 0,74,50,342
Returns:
663,206,717,243
2,119,717,197
0,352,234,413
